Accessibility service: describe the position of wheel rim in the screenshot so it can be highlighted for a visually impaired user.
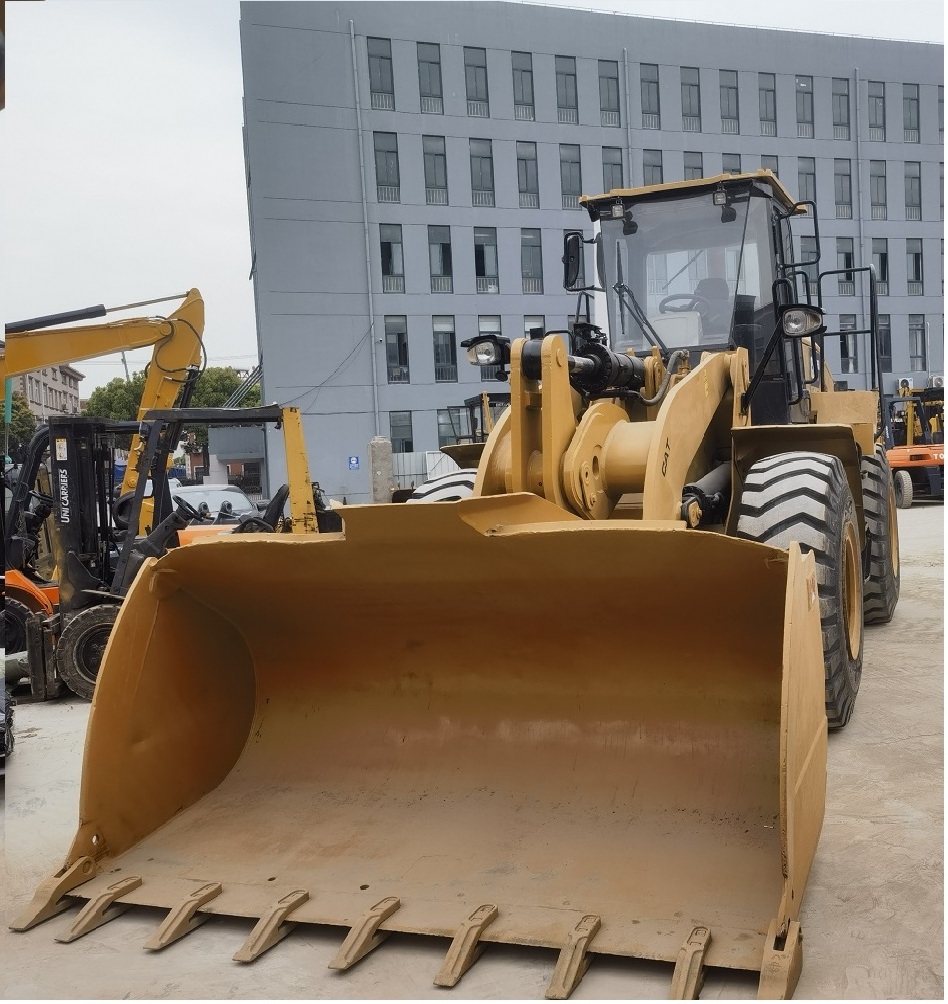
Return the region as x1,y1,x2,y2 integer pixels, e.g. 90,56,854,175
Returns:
887,482,900,577
843,519,862,661
73,625,112,686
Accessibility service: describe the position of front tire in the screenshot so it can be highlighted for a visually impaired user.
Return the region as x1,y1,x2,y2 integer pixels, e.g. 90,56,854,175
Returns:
736,452,863,730
406,468,477,503
861,449,900,624
893,469,914,509
57,604,120,701
3,597,31,656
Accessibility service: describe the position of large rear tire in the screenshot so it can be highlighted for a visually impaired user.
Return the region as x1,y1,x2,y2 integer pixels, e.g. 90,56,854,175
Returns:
861,449,900,624
893,469,914,509
57,604,120,701
406,468,477,502
736,452,863,730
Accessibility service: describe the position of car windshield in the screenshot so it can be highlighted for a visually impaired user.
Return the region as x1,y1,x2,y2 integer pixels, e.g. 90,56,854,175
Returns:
176,486,255,514
599,187,777,355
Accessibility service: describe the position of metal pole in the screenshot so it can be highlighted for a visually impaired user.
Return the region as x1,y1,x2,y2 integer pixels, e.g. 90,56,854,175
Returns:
853,67,869,390
623,48,634,187
349,20,381,436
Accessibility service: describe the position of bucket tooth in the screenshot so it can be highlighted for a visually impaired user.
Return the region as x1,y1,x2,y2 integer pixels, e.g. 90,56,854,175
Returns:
9,856,97,932
432,903,499,988
669,925,711,999
142,882,223,952
233,889,310,963
328,896,401,971
55,876,143,944
757,920,803,1000
544,914,601,1000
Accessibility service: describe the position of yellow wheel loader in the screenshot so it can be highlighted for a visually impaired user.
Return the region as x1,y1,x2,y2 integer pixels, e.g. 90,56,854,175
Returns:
11,173,899,999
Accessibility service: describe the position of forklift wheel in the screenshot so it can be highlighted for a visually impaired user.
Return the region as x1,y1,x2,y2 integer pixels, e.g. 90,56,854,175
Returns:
57,605,120,701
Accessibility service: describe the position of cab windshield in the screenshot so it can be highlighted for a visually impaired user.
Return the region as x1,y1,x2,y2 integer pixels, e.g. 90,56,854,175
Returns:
600,188,777,355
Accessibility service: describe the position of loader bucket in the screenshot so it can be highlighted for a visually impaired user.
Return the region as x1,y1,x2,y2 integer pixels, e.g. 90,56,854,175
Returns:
13,493,827,998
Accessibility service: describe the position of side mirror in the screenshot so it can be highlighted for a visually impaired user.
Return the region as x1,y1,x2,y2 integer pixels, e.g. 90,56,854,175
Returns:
562,232,584,290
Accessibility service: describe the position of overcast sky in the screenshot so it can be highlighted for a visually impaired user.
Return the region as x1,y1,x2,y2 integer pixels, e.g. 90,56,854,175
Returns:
2,0,943,394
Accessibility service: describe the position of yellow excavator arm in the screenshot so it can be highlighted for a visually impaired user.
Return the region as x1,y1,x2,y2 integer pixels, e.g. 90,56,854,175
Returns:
2,289,205,497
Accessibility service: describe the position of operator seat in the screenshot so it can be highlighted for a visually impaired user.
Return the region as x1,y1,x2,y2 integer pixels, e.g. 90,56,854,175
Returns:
693,277,732,337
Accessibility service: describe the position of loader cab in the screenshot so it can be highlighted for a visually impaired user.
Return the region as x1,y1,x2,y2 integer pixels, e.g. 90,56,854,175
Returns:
575,171,866,428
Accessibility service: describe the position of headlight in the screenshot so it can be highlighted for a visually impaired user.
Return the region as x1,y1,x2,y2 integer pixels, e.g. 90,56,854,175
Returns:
782,307,823,337
465,339,502,366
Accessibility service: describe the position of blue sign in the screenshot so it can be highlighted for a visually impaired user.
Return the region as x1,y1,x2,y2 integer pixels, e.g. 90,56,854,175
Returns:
348,456,360,471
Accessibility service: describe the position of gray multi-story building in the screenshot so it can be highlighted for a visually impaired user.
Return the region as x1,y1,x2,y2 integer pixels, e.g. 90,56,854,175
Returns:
239,1,944,501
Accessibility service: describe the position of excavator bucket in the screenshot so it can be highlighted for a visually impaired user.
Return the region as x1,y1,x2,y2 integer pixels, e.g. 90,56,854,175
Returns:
12,493,827,999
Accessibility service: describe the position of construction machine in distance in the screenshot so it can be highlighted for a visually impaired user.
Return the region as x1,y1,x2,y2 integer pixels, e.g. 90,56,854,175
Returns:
12,172,900,999
8,405,320,700
885,380,943,508
2,290,205,657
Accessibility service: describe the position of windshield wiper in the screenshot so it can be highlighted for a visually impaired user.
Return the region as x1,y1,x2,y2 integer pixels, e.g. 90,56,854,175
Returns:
613,281,668,356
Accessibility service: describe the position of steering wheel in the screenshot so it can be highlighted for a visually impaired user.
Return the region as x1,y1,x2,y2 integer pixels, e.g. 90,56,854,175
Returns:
232,515,275,534
173,494,210,523
28,489,55,506
659,293,712,316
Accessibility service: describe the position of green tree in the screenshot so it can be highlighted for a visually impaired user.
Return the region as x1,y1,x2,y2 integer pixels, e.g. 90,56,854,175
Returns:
1,391,38,464
84,371,148,421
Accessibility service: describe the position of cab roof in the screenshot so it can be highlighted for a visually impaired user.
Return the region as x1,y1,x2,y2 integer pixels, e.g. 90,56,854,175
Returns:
580,170,802,217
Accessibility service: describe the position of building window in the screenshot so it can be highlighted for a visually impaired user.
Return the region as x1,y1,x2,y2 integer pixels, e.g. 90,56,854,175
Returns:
556,56,578,124
839,315,858,374
524,315,545,337
681,67,701,131
878,314,892,373
599,60,620,126
437,407,471,448
389,411,413,453
906,239,923,295
684,151,703,180
469,138,495,206
761,154,778,176
602,147,623,191
464,47,489,116
795,75,813,137
797,156,816,208
432,316,457,382
368,37,394,110
564,230,585,288
905,162,921,220
759,72,776,135
474,228,499,293
800,235,819,293
872,238,889,295
939,85,944,139
423,135,448,205
512,51,535,121
643,149,663,186
909,315,926,370
837,238,855,295
517,141,539,208
380,224,404,293
834,159,852,218
723,153,741,175
832,78,850,139
373,132,399,202
870,160,887,219
560,144,582,209
640,63,661,130
720,70,739,133
903,83,920,142
868,81,885,140
384,316,410,383
477,316,503,379
521,228,543,294
417,42,443,114
428,225,453,293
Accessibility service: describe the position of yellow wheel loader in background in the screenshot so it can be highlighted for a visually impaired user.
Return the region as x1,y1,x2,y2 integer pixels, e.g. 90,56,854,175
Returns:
12,173,899,999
